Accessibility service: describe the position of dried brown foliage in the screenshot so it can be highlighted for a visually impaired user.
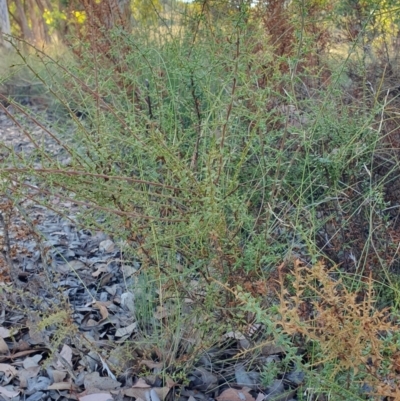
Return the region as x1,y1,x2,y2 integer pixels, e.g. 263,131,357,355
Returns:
73,0,131,38
255,0,331,89
277,259,400,398
69,0,132,65
64,0,143,117
261,0,294,61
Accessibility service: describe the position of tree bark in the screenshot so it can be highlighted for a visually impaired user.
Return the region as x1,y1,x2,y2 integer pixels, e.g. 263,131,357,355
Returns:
13,0,34,42
26,0,50,45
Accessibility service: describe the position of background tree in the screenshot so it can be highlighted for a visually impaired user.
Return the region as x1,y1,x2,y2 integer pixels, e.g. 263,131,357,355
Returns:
0,0,11,48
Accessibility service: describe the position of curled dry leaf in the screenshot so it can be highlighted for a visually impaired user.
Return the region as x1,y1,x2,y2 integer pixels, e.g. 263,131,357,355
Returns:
149,388,161,401
59,344,73,366
121,265,137,278
100,272,113,286
115,322,137,338
52,369,67,383
25,375,51,394
224,331,246,340
153,305,172,320
92,264,108,277
67,260,86,271
79,393,113,401
216,388,255,401
84,371,121,391
0,348,49,363
99,355,116,380
0,385,19,398
92,301,110,321
121,292,135,315
47,381,78,391
165,377,178,388
99,239,115,253
28,325,49,345
0,363,17,379
0,338,9,354
18,366,41,388
23,354,42,369
255,393,265,401
123,386,170,401
141,360,163,370
0,327,11,338
235,365,256,388
132,378,151,388
261,343,286,356
192,367,218,392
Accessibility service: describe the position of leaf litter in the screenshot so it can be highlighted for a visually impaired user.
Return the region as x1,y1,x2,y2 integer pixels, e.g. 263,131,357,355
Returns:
0,106,299,401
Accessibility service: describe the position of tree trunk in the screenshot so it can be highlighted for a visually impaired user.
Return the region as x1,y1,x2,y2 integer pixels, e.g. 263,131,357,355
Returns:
13,0,34,42
0,0,11,48
26,0,50,45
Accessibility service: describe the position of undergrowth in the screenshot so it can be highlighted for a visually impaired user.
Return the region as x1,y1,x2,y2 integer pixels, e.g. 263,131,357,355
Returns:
235,259,400,399
1,0,400,398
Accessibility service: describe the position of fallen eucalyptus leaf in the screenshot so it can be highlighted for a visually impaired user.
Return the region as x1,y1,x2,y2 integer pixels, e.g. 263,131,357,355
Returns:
123,386,169,400
99,355,116,380
92,301,109,321
235,365,254,387
47,382,77,390
132,378,151,388
100,273,113,286
99,240,115,253
79,393,113,401
82,351,100,372
0,363,17,379
0,338,9,354
153,305,172,320
191,367,218,392
23,354,42,369
0,327,11,338
115,322,137,338
25,376,51,395
265,380,284,399
67,260,86,271
59,344,73,367
26,391,45,401
51,369,67,383
224,331,246,340
262,344,286,356
121,292,135,315
216,388,255,401
148,389,161,401
0,385,19,398
19,366,41,388
84,371,121,391
0,348,48,361
92,264,108,277
121,265,137,278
